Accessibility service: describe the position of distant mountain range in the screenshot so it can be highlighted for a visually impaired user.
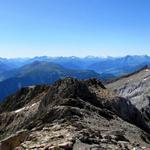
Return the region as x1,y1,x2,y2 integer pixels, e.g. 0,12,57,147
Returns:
1,55,150,76
0,55,150,101
89,55,150,76
0,61,101,101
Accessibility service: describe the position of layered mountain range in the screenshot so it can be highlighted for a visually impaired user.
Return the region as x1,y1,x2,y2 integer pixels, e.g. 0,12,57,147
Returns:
0,61,101,101
0,55,150,101
1,55,150,76
0,78,150,149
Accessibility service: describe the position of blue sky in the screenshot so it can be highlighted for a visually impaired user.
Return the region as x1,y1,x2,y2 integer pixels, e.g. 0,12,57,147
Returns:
0,0,150,58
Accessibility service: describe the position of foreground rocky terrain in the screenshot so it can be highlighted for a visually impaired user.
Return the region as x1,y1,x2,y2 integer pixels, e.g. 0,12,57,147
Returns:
0,78,150,149
107,65,150,126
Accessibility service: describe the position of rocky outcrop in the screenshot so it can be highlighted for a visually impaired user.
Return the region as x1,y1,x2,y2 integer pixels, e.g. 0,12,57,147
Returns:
0,78,150,149
0,85,49,113
107,66,150,127
0,130,29,150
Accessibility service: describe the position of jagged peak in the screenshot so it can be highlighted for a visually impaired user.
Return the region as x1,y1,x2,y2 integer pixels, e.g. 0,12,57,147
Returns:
39,78,105,110
43,77,95,100
84,78,106,89
54,77,106,89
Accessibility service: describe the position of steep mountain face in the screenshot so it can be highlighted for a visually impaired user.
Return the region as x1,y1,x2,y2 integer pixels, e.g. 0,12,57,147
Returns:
0,61,101,101
107,65,150,126
0,78,150,149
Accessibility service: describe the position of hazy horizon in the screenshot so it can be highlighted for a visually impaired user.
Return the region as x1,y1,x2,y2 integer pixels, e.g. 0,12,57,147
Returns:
0,51,150,58
1,54,150,59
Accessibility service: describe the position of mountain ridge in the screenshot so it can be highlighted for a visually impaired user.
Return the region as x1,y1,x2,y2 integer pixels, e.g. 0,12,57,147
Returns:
1,78,150,149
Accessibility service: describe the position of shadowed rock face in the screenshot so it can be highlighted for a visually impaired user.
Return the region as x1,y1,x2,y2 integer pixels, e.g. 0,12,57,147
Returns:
0,78,150,149
107,67,150,127
38,78,149,133
0,130,29,150
39,78,100,112
0,85,49,113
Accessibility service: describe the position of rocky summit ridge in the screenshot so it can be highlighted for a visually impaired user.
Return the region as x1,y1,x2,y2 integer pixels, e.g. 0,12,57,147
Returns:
0,78,150,150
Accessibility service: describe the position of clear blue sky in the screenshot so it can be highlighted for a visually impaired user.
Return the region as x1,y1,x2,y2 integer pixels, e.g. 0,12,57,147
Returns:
0,0,150,58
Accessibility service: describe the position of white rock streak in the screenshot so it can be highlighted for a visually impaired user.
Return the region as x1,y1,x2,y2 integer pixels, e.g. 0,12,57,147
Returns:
14,103,37,113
